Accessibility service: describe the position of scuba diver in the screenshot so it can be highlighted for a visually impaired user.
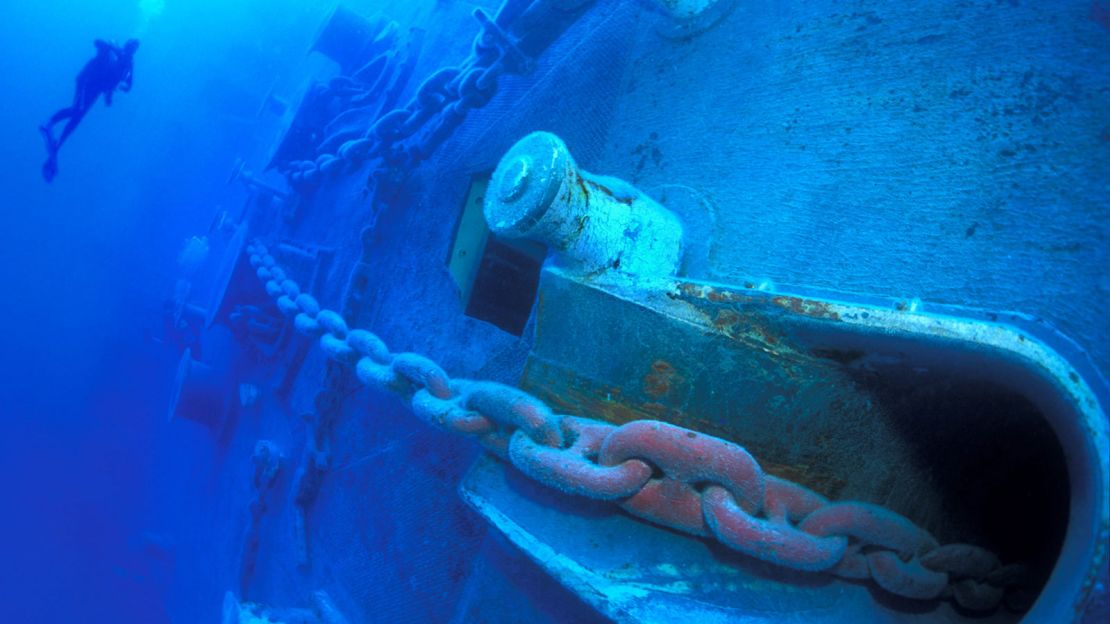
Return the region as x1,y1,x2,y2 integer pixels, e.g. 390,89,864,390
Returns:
40,38,139,182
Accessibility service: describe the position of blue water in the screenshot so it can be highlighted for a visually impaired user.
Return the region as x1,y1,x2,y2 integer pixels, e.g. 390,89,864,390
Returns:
0,1,328,620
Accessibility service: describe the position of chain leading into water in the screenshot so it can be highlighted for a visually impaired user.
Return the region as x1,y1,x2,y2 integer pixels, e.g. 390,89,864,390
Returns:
246,242,1037,613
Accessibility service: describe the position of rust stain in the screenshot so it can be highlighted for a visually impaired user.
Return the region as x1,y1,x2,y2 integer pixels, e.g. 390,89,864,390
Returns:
557,183,571,205
674,284,806,363
748,320,780,345
575,171,590,199
643,359,682,399
713,309,740,330
675,282,754,305
712,309,781,347
578,172,634,206
522,364,844,497
573,213,589,235
676,282,840,322
707,289,728,302
676,282,703,298
770,295,841,321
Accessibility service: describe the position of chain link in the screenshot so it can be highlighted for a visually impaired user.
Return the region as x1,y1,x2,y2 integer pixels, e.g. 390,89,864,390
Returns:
599,420,764,536
509,416,652,499
245,241,1035,612
280,1,561,189
703,484,848,572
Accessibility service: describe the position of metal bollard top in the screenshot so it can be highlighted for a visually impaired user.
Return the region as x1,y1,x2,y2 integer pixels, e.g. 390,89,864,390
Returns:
484,131,571,239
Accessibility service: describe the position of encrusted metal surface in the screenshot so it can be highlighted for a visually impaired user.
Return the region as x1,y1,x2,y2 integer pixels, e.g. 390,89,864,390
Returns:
519,267,1107,622
146,1,1110,622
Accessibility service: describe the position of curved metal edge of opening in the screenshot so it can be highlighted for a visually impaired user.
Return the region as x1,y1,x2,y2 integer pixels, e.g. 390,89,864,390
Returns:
826,300,1107,623
655,276,1110,622
1020,371,1107,622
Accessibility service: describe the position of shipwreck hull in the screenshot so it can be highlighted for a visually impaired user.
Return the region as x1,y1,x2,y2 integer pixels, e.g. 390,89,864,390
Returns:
164,1,1109,622
462,266,1106,623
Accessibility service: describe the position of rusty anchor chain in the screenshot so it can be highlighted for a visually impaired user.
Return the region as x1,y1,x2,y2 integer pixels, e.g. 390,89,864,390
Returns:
282,1,559,190
246,241,1036,613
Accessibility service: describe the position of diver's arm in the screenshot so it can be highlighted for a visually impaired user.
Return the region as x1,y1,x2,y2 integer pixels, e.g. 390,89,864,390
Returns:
119,67,133,92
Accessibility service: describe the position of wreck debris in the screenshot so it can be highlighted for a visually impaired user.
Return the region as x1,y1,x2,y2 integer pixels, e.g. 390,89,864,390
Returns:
239,440,283,593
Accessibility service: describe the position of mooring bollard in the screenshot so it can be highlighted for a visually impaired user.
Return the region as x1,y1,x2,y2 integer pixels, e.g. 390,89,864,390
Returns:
484,131,684,278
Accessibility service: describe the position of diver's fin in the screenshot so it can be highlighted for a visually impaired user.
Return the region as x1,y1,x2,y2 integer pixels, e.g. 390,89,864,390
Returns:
42,153,58,183
39,125,59,182
38,124,57,153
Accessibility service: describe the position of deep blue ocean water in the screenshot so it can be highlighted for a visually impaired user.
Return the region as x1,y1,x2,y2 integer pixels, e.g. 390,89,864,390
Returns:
0,1,331,620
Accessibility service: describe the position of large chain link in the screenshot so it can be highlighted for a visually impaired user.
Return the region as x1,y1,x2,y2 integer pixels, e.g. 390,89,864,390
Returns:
283,2,554,190
246,241,1036,613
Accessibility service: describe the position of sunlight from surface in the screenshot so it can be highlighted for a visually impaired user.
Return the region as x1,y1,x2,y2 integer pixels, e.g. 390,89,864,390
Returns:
137,0,165,34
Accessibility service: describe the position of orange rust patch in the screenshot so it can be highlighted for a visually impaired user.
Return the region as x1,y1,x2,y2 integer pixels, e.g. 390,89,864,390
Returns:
677,283,840,323
520,367,843,495
676,282,747,304
643,359,681,399
713,309,740,330
749,319,780,345
677,282,704,298
770,295,841,321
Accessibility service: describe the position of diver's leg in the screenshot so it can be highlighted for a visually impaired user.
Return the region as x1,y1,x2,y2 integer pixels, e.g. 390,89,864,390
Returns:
46,108,74,127
42,152,58,182
41,83,93,182
44,79,88,134
42,109,71,153
54,112,85,150
54,90,97,149
42,105,76,149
